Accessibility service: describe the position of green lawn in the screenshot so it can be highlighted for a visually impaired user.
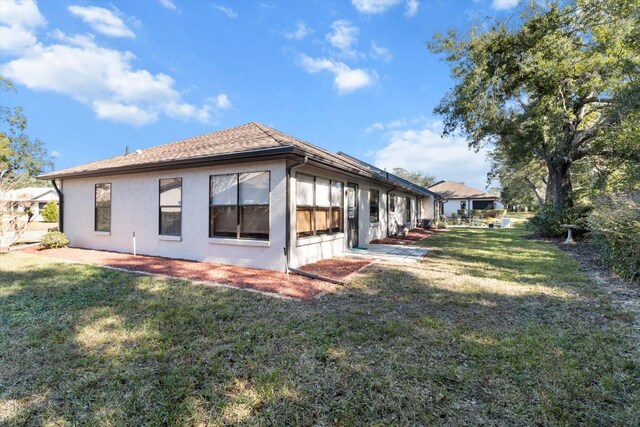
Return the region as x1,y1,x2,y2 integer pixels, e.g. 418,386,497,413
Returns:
1,225,638,425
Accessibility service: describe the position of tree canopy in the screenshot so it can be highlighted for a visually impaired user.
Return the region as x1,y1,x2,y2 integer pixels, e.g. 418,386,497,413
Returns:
1,77,52,183
429,0,640,210
391,167,436,188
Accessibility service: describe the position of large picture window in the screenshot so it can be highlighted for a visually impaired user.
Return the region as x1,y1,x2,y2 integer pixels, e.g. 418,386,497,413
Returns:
369,189,380,223
296,174,343,238
95,183,111,232
159,178,182,236
210,172,270,240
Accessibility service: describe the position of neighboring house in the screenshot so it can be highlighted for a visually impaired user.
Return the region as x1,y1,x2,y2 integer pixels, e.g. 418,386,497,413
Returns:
0,187,59,221
38,122,438,271
429,180,503,217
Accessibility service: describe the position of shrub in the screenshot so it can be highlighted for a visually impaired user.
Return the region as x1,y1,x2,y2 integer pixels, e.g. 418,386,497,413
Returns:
588,193,640,282
41,231,69,249
41,200,59,222
526,204,591,238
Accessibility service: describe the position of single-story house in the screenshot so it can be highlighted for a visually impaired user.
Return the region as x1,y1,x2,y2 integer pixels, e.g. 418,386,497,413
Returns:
0,187,59,221
38,122,438,271
429,180,503,217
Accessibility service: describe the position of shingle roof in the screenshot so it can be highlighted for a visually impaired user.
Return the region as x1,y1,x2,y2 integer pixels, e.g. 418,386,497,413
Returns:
39,122,373,179
37,123,413,192
336,151,439,198
428,180,499,200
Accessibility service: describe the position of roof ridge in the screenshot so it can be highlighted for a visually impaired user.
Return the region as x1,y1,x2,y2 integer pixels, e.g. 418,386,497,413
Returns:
254,123,369,171
251,122,289,147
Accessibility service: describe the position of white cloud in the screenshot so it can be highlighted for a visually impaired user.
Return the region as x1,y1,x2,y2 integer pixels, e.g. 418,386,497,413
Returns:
370,41,392,62
93,101,158,125
284,21,312,40
214,5,237,18
352,0,402,14
68,5,135,38
50,150,62,159
2,16,229,126
326,20,359,58
0,0,46,54
157,0,177,10
373,121,492,190
491,0,519,10
405,0,419,17
365,116,427,133
299,54,376,94
0,0,46,28
215,93,231,109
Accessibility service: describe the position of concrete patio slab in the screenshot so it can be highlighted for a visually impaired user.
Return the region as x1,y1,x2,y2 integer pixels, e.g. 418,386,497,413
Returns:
345,244,430,263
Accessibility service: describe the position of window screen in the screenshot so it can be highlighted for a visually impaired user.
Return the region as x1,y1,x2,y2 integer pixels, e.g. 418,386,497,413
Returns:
295,174,344,238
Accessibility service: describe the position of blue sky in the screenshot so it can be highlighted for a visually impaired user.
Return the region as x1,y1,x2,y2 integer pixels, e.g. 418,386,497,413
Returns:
0,0,521,190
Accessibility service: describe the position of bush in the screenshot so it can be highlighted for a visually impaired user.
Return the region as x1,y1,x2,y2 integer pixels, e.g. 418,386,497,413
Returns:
588,193,640,282
41,231,69,249
526,204,592,238
41,200,59,222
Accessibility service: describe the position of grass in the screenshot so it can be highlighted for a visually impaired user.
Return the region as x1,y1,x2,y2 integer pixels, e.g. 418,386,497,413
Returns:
1,224,638,425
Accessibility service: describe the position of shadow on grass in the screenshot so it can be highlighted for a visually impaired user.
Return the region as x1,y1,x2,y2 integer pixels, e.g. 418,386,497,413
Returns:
1,233,638,425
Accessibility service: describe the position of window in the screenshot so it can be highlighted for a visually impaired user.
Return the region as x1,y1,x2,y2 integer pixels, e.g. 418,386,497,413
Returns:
210,172,270,240
369,189,380,223
404,197,411,224
296,173,343,238
95,183,111,232
389,194,395,213
159,178,182,236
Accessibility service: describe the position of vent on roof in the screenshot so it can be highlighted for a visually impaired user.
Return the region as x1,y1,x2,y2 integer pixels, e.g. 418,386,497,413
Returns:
135,149,142,155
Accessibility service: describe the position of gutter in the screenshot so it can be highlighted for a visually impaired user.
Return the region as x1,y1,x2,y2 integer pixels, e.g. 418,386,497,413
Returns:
51,179,63,233
284,156,308,273
37,146,299,180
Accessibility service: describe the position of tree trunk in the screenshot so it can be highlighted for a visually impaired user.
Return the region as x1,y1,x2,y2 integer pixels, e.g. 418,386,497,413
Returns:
524,177,545,209
545,161,573,210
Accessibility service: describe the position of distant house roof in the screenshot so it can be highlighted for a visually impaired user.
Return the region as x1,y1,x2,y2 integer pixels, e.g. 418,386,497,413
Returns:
428,180,499,200
336,152,439,198
0,187,57,202
37,122,429,197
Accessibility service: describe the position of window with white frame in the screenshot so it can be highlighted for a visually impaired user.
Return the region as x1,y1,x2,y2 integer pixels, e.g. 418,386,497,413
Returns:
209,172,270,240
404,197,411,224
296,173,344,238
159,178,182,236
369,189,380,223
95,183,111,232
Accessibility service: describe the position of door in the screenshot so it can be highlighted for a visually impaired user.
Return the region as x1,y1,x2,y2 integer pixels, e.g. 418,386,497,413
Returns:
347,183,359,248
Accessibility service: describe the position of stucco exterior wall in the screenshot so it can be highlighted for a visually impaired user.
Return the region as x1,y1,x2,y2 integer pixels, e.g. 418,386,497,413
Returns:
61,160,288,271
420,195,435,221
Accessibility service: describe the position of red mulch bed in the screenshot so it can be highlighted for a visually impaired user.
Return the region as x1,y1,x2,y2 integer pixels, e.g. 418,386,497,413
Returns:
298,257,373,281
370,228,445,245
21,247,336,300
